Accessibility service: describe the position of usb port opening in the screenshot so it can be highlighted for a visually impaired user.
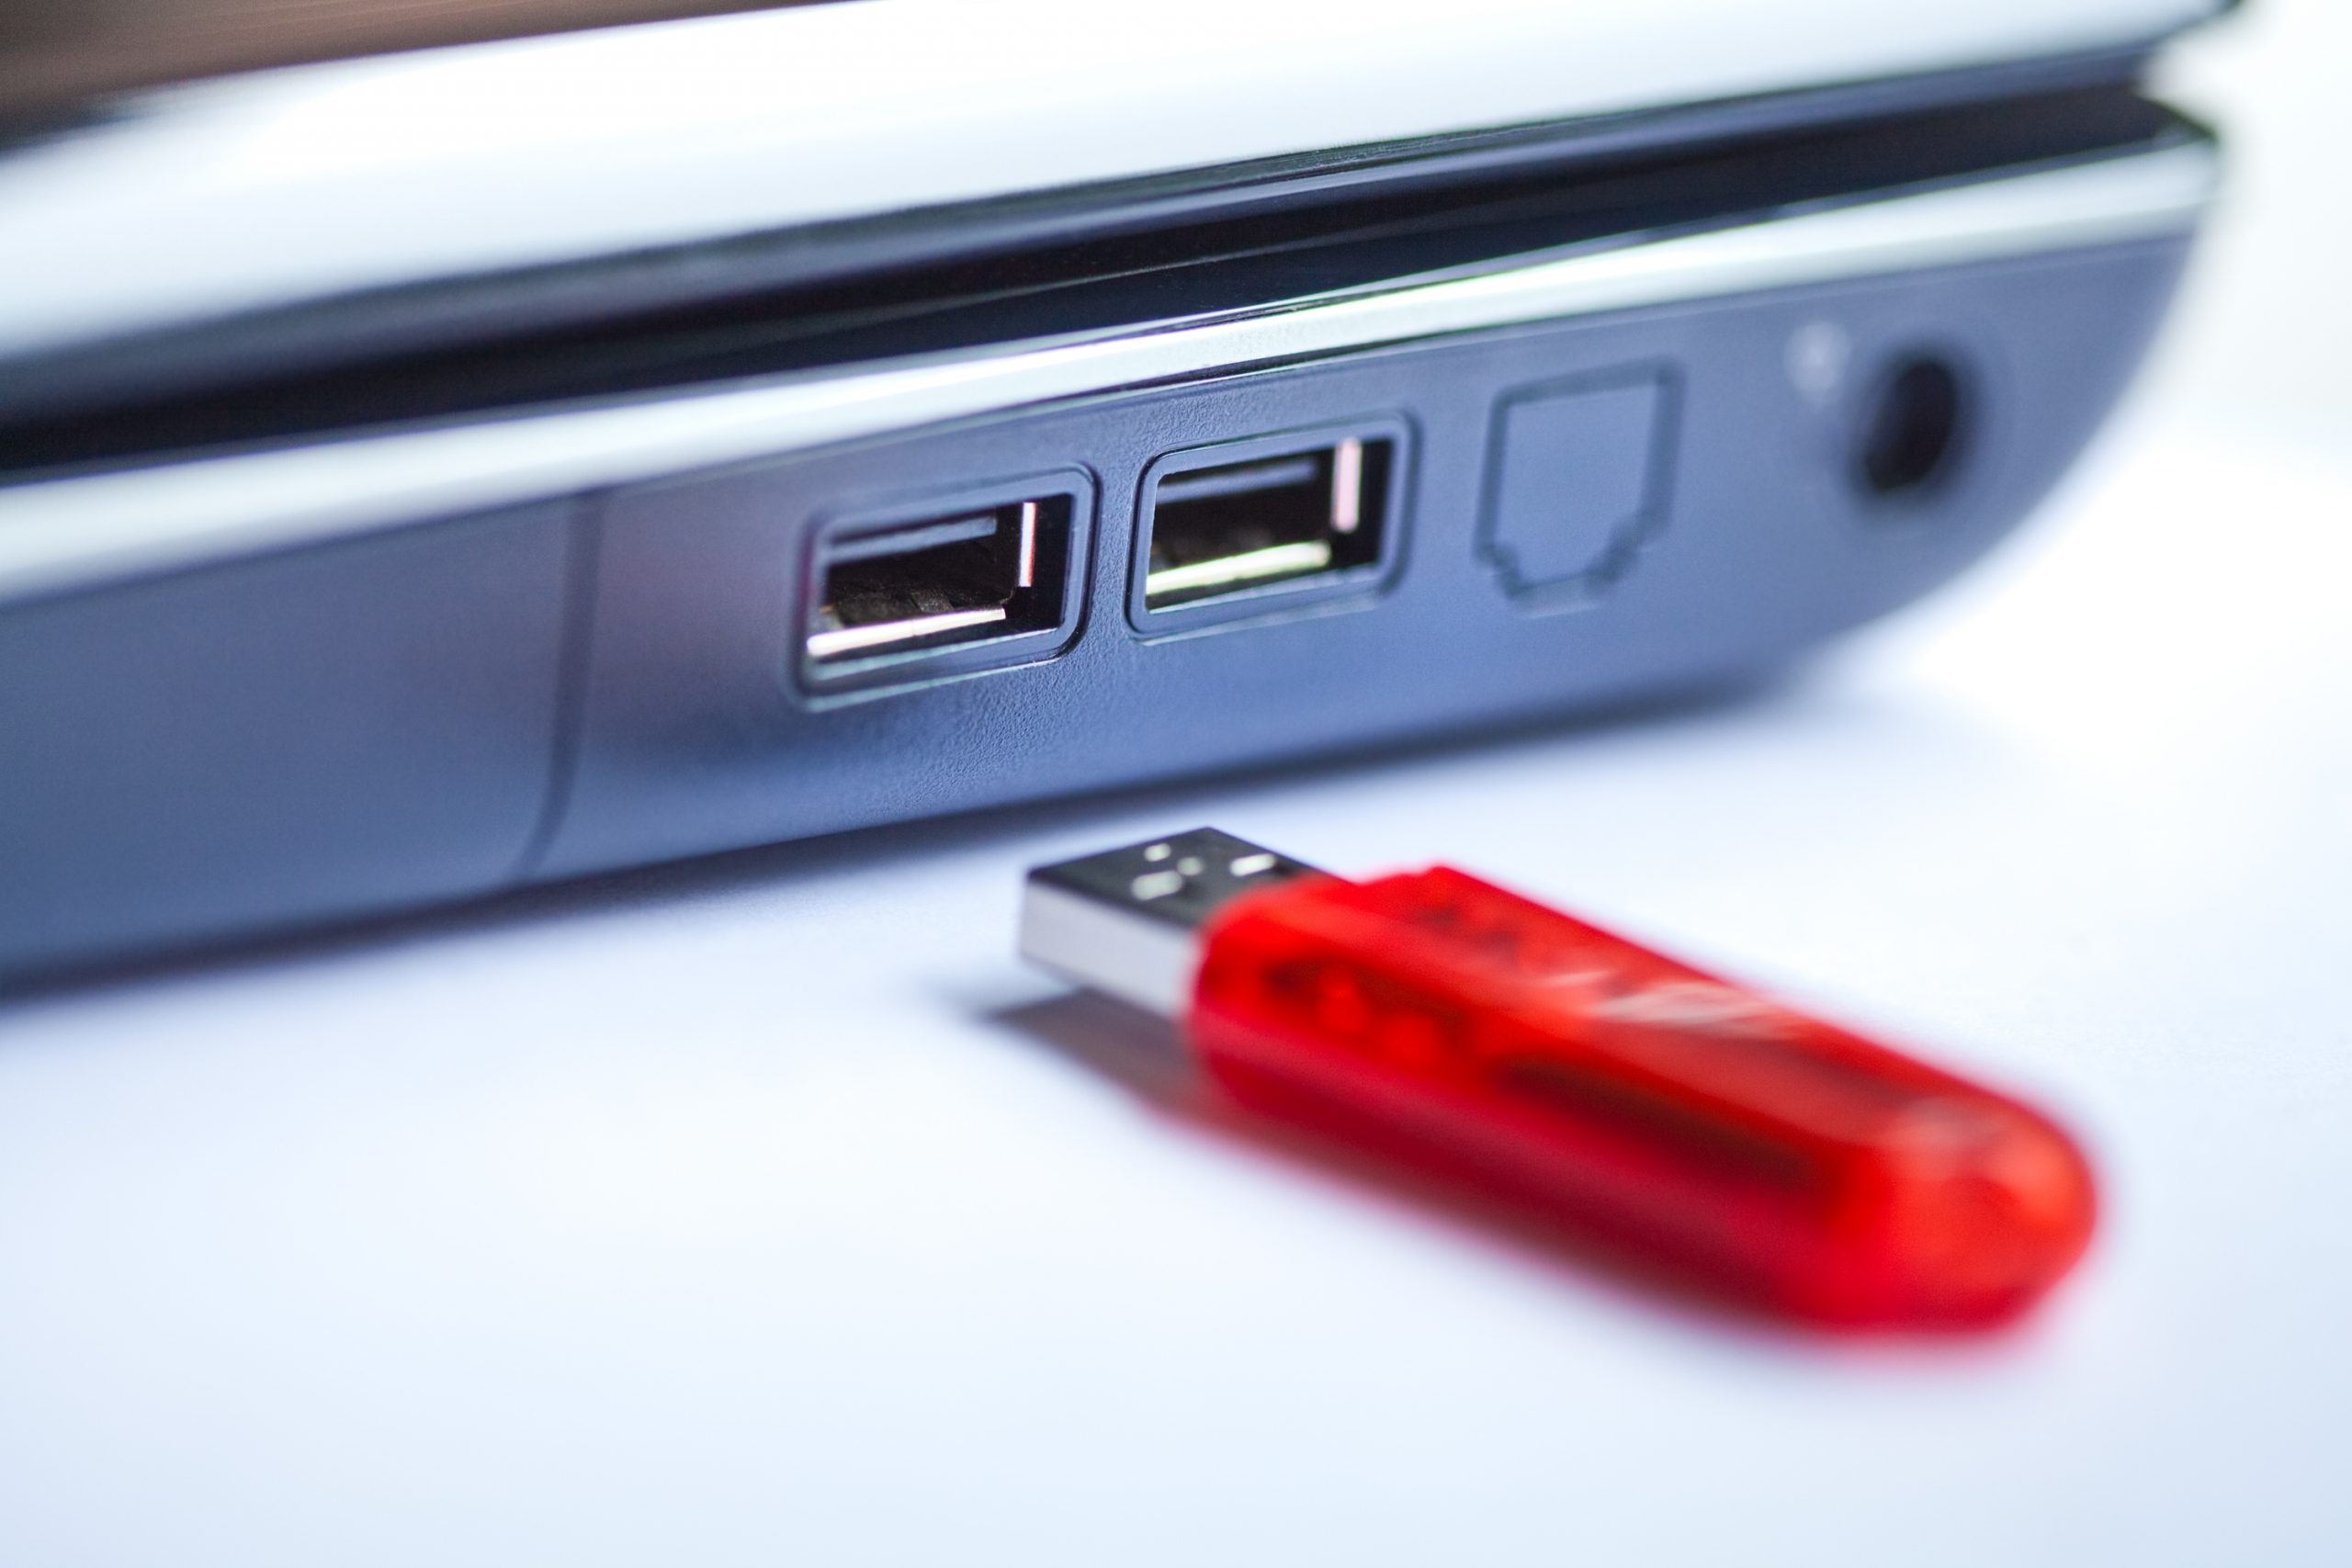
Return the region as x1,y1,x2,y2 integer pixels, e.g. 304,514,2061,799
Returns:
802,483,1085,691
1135,428,1400,628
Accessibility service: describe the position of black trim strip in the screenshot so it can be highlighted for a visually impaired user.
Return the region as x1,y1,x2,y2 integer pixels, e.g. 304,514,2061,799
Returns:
0,75,2195,479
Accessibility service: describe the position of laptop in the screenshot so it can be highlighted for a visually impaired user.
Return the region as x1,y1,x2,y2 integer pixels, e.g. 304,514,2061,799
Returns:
0,0,2225,976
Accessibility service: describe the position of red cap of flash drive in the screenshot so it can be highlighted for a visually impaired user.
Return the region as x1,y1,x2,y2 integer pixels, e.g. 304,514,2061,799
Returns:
1022,829,2097,1329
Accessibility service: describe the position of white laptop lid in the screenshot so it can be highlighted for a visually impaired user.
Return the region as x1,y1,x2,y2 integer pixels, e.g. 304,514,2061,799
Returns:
0,0,2221,364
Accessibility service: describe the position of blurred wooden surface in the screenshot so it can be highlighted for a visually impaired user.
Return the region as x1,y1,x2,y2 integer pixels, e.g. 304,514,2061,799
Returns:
0,0,810,116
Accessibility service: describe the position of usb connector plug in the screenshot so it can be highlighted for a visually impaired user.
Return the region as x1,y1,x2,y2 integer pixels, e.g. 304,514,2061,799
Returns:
1019,827,2098,1330
1020,827,1319,1015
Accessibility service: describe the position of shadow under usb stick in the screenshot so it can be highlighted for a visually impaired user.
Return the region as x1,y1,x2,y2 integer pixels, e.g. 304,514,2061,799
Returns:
985,988,1847,1339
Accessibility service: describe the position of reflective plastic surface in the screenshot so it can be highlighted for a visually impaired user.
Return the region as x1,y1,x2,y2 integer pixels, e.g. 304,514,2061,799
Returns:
1193,866,2098,1326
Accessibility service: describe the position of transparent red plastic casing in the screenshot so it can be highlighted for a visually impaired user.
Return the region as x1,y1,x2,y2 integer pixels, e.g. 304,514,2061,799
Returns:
1189,867,2097,1328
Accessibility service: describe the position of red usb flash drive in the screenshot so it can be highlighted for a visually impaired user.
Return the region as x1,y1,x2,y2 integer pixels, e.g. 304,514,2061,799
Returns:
1021,828,2097,1329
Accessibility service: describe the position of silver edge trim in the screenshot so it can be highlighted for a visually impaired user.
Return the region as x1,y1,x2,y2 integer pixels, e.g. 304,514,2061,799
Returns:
1146,541,1339,600
806,605,1008,660
0,143,2215,604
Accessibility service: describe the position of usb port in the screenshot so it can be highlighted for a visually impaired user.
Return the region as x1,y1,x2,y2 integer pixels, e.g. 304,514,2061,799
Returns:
1134,426,1400,629
802,480,1087,691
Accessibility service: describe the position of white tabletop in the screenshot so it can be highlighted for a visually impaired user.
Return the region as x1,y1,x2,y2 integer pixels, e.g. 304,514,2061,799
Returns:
3,6,2346,1562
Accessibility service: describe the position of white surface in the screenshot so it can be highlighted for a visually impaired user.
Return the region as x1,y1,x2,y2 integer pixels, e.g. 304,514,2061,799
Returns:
0,143,2216,602
4,6,2348,1564
0,0,2218,360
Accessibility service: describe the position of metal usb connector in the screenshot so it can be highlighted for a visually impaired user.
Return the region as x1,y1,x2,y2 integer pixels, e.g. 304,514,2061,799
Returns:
1139,434,1393,615
1019,828,1320,1014
801,483,1086,690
